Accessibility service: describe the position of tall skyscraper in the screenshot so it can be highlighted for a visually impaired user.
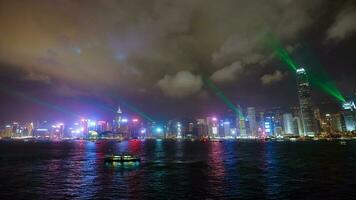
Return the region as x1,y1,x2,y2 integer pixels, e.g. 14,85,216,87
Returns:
207,117,219,138
264,116,274,137
115,106,122,132
236,104,246,137
247,107,257,137
296,68,316,136
223,121,231,138
196,118,208,138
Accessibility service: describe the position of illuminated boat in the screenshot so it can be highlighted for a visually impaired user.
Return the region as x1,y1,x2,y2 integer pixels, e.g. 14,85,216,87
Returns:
104,154,141,162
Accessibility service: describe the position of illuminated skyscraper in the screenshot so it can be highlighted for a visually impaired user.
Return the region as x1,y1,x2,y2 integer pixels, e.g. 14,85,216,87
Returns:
115,106,122,132
264,116,274,137
296,68,316,136
196,119,208,138
236,104,246,137
282,113,295,135
207,117,219,138
223,121,231,138
247,107,257,137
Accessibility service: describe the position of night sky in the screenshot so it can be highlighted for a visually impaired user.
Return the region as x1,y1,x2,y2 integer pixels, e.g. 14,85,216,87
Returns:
0,0,355,123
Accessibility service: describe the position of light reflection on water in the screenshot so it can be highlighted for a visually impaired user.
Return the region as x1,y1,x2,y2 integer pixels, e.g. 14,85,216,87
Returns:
0,140,355,199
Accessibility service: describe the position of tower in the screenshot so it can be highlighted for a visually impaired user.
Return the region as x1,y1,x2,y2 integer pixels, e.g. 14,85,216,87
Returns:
296,68,316,136
115,106,122,132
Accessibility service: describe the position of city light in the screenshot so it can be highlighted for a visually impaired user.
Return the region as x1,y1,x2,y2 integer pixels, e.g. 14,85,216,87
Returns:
89,121,96,127
132,118,139,123
342,101,356,111
155,127,163,133
296,68,305,73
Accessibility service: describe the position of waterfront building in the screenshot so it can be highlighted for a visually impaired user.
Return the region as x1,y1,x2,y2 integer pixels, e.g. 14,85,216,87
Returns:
264,116,273,137
283,113,295,135
207,117,219,138
293,116,303,136
296,68,316,136
330,113,345,132
247,107,257,137
115,106,122,132
196,118,208,138
235,105,247,137
223,121,231,138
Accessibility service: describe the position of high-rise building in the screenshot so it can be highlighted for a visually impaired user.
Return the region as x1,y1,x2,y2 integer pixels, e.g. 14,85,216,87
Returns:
296,68,316,136
196,119,208,138
247,107,257,137
314,108,322,134
207,117,219,138
223,121,231,138
264,116,273,137
177,122,182,139
236,105,246,137
293,116,303,136
115,106,122,132
330,113,345,132
283,113,295,135
264,107,283,136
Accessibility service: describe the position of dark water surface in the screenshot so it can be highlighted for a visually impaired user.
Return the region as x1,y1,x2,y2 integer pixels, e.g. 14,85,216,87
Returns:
0,140,355,199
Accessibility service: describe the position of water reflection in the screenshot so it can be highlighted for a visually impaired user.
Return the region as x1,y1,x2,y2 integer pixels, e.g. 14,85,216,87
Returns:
207,141,225,198
1,140,356,199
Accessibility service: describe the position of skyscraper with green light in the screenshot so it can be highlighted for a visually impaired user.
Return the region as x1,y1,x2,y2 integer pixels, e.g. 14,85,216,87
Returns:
296,68,316,137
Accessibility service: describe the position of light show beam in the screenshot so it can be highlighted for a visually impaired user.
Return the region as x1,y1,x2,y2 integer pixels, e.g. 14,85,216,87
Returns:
263,33,297,71
264,33,345,102
297,43,346,102
203,76,243,119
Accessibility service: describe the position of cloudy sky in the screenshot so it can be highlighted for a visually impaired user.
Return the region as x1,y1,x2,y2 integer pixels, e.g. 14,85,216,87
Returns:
0,0,355,122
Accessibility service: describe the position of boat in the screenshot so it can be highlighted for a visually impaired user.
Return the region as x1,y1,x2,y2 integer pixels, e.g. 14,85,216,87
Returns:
104,153,141,162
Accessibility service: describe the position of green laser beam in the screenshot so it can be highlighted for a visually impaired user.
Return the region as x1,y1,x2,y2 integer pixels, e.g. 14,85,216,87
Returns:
263,33,297,71
297,43,346,102
263,33,345,102
202,75,243,119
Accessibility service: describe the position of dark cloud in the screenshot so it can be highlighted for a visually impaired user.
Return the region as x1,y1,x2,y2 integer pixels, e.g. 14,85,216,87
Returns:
326,5,356,42
260,70,288,85
0,0,324,91
211,61,244,83
0,0,354,121
156,70,203,98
